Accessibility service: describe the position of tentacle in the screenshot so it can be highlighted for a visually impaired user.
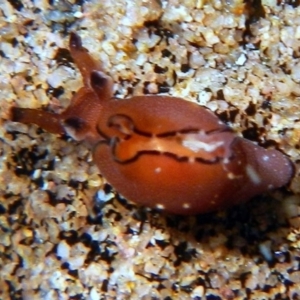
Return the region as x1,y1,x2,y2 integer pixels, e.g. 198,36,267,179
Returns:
90,70,114,101
69,33,103,88
10,107,65,135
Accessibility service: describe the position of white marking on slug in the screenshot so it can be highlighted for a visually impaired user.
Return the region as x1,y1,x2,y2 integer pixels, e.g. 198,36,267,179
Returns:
182,203,191,209
155,167,161,173
188,157,195,163
156,204,165,210
223,158,230,164
150,137,164,151
245,164,261,184
227,172,236,180
182,139,224,153
262,155,269,161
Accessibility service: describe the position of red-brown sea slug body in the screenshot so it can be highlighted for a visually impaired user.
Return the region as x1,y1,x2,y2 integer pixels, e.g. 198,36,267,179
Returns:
10,33,294,215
